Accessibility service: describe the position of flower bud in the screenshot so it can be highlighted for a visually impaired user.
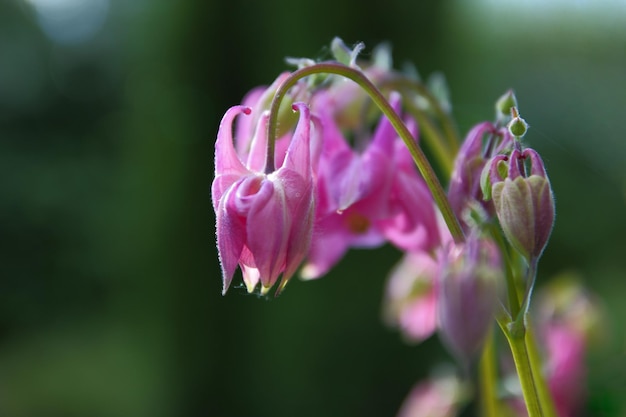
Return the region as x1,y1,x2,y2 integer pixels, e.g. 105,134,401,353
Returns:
484,148,555,262
496,89,518,118
508,114,528,137
437,235,501,362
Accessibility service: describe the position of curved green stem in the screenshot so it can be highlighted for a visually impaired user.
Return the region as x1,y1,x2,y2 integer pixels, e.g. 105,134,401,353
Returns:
266,62,465,243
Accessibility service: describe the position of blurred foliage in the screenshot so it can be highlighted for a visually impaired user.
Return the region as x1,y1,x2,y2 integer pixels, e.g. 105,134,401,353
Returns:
0,0,624,416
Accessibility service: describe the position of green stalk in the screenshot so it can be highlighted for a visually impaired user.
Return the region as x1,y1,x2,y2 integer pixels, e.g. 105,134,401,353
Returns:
266,62,465,243
403,100,454,176
525,322,559,417
479,328,499,417
497,318,544,417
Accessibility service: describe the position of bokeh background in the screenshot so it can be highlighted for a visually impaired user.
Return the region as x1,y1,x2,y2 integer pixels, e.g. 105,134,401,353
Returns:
1,0,625,416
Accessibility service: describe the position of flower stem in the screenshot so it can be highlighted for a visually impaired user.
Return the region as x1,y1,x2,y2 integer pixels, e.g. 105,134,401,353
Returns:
498,318,544,417
525,322,559,417
267,62,465,243
479,328,499,417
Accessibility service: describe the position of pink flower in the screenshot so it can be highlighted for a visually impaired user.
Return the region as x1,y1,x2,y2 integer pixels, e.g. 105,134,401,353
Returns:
212,103,315,295
437,235,501,362
543,324,586,417
396,373,463,417
383,252,439,343
302,92,440,279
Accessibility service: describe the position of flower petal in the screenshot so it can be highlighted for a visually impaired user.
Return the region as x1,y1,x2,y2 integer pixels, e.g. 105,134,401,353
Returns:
215,105,252,177
245,179,288,289
215,183,246,295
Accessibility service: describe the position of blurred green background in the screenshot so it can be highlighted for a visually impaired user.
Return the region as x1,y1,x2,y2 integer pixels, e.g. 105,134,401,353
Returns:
1,0,625,416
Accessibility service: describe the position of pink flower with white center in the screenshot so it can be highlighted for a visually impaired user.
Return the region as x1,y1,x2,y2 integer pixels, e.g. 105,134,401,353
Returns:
212,103,315,296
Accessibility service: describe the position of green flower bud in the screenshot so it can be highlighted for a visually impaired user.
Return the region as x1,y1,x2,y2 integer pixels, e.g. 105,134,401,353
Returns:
496,89,518,118
508,113,528,137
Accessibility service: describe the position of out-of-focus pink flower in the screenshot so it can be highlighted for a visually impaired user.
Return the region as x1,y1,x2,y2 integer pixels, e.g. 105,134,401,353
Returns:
543,324,586,417
383,252,439,343
396,373,463,417
437,235,502,362
212,103,315,295
376,123,441,253
302,92,440,279
533,277,606,417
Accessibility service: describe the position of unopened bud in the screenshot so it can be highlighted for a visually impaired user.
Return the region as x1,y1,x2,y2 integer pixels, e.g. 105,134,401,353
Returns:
496,90,518,118
487,148,555,262
508,112,528,137
437,235,501,362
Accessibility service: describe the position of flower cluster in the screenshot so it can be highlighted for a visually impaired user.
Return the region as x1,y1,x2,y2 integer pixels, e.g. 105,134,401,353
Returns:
212,38,601,417
214,40,439,295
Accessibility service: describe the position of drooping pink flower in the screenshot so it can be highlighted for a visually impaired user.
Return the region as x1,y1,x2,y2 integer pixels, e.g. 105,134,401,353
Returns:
437,234,502,362
212,103,315,295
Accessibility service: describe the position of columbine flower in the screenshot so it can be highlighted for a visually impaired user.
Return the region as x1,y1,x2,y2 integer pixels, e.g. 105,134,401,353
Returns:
383,252,439,343
437,234,501,362
482,148,555,263
212,103,315,295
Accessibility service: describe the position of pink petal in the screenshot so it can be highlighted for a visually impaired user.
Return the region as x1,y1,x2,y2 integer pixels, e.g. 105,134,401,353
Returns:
215,106,252,177
245,179,288,288
215,184,247,295
282,103,311,176
246,112,269,172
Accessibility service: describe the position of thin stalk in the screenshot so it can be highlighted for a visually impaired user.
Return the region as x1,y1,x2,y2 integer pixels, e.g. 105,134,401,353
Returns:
266,62,465,243
497,317,544,417
479,328,499,417
525,322,559,417
489,223,521,318
510,258,538,338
